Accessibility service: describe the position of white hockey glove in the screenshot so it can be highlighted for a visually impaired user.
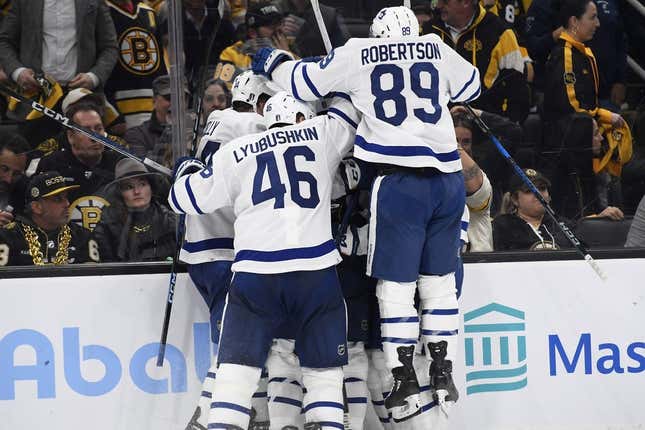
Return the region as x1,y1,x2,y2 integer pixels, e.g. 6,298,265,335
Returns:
339,158,362,193
173,157,205,181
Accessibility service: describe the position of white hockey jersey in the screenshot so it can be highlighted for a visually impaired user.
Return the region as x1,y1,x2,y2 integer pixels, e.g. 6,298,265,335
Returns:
179,108,266,264
271,34,481,171
170,97,361,273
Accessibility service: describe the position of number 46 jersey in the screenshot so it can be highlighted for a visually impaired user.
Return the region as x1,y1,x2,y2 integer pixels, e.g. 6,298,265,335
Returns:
271,34,481,171
169,97,361,274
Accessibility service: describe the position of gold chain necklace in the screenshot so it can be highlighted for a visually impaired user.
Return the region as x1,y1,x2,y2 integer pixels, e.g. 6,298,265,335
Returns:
22,224,72,265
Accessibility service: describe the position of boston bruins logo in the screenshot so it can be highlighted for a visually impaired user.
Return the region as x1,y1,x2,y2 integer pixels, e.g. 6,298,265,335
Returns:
69,196,110,231
463,38,483,53
119,27,160,75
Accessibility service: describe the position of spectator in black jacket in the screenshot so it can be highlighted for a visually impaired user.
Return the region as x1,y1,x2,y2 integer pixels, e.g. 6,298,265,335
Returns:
35,103,122,231
525,0,627,108
0,171,100,266
493,168,572,250
94,158,176,262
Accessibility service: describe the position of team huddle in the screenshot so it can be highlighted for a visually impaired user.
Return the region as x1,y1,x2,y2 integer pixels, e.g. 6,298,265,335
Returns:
169,6,480,430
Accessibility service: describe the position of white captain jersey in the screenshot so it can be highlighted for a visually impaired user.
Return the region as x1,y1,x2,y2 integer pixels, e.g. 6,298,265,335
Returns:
271,34,481,171
170,97,360,273
180,108,266,264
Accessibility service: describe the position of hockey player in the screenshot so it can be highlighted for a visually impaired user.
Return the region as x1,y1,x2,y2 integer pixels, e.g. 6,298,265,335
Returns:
182,70,273,430
253,6,480,422
171,91,360,430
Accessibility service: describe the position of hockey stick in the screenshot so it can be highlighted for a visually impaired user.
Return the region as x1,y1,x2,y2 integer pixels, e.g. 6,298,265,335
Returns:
0,82,172,176
463,104,607,281
310,0,333,54
190,0,226,155
309,5,352,427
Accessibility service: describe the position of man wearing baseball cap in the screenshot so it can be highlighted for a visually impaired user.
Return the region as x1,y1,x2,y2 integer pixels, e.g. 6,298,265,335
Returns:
0,171,101,266
219,2,291,69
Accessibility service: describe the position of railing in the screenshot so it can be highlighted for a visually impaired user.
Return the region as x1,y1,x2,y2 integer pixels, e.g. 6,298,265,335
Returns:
1,248,645,279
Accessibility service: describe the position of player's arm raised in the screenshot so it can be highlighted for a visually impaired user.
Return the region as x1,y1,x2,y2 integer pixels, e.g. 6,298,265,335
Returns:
253,44,352,102
445,45,482,104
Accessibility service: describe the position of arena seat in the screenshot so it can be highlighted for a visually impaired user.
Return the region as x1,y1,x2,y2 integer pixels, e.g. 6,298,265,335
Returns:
575,216,633,248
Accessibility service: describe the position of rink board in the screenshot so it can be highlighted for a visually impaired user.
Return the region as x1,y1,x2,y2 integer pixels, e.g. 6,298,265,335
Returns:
1,258,644,429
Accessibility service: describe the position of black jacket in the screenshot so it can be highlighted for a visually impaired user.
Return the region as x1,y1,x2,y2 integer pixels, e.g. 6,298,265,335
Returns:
93,200,177,262
0,216,100,266
492,213,572,250
424,5,530,122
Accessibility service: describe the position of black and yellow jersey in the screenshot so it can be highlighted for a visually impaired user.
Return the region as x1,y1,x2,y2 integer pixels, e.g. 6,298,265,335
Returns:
424,5,529,122
543,32,613,124
0,0,11,17
104,0,167,128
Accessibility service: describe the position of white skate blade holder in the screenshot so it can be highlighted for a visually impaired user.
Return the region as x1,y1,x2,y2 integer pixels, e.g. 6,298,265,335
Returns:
391,393,422,422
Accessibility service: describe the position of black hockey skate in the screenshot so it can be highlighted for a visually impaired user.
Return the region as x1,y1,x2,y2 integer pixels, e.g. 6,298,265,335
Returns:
248,407,269,430
185,407,207,430
384,345,422,422
428,341,459,417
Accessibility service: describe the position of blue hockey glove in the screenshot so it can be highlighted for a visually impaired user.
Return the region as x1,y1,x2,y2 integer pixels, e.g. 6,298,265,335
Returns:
173,156,205,181
252,47,294,79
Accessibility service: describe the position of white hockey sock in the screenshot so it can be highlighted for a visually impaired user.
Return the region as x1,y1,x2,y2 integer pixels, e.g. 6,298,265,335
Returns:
251,369,269,424
302,367,344,430
266,339,304,429
195,363,218,427
209,363,261,429
343,342,369,430
366,349,392,429
376,279,419,371
418,274,459,362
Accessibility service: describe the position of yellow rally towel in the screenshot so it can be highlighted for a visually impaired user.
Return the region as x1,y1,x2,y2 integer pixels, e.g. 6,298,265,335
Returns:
593,121,633,177
25,75,64,120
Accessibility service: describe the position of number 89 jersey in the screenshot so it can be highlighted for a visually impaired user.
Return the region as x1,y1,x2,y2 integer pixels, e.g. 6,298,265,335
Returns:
169,97,360,274
271,34,481,171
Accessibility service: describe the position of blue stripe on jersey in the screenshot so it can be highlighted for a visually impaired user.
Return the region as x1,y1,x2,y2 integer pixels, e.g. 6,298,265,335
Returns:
330,92,351,101
234,239,336,263
464,84,481,102
355,135,460,161
303,401,344,412
183,238,234,252
302,65,323,98
451,69,478,101
170,184,183,213
291,62,303,101
253,391,268,398
185,176,205,214
328,107,357,129
210,401,251,415
421,308,458,315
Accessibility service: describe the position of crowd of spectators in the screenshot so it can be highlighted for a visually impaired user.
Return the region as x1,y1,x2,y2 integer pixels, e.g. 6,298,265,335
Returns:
0,0,644,266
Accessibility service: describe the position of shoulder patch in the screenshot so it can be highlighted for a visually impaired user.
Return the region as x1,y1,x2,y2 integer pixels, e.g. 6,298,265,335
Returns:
563,71,576,84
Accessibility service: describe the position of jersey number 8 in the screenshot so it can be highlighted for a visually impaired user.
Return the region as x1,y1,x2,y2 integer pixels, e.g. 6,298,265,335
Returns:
371,62,442,126
252,146,320,209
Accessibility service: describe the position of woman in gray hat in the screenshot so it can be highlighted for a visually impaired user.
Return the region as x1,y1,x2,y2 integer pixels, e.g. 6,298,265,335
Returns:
93,158,176,262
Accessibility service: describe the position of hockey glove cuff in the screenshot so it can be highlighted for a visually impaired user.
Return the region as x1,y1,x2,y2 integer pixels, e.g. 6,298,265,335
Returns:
252,47,295,79
173,157,205,181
